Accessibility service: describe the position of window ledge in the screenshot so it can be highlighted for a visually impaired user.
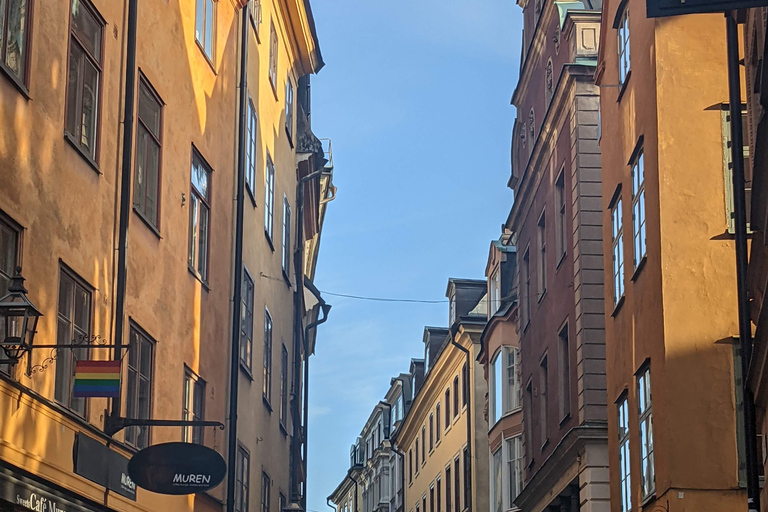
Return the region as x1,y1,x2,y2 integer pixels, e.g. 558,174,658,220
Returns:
632,255,647,282
559,412,571,427
195,40,217,74
239,361,254,380
640,492,656,508
133,207,162,239
282,269,291,286
279,422,288,436
617,71,631,102
64,133,101,174
0,61,30,100
246,185,257,207
263,395,273,412
537,289,547,305
611,295,625,317
265,230,275,251
541,439,550,451
555,252,566,271
285,128,294,148
188,266,210,291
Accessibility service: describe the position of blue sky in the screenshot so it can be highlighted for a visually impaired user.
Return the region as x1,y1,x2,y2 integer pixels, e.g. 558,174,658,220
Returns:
307,1,522,511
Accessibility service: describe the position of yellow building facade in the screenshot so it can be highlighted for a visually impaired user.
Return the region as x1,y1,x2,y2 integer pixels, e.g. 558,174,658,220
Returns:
0,1,328,512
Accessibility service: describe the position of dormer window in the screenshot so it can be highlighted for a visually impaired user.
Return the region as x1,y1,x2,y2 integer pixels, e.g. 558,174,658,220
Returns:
450,290,457,324
489,268,501,316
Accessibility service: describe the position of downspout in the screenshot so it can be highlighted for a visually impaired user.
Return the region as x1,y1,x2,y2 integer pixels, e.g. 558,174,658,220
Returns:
291,166,324,507
302,300,332,511
226,5,249,512
327,498,337,512
110,0,137,424
349,471,361,512
450,331,471,512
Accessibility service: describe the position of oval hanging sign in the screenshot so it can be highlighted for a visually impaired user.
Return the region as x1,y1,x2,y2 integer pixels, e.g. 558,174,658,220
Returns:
127,442,227,495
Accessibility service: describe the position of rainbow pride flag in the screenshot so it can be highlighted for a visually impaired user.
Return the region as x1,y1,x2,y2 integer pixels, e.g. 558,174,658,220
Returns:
73,360,121,398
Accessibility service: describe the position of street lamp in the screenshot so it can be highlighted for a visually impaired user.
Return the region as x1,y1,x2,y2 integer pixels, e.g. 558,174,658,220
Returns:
0,267,42,367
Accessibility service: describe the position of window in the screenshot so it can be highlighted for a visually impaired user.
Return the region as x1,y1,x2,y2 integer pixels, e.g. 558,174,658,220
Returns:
537,210,546,298
637,367,654,498
506,436,523,504
126,325,154,448
282,196,291,276
631,149,646,267
280,343,288,427
539,355,548,447
489,268,501,315
445,466,452,512
436,404,441,442
463,448,470,510
268,21,278,89
491,447,502,512
195,0,215,60
453,377,459,417
491,352,504,426
0,213,21,375
462,363,468,407
618,395,631,512
454,458,460,512
555,169,567,261
249,0,262,34
0,0,31,85
521,248,530,327
722,106,752,233
279,494,286,512
415,438,419,471
188,151,211,281
524,380,533,466
444,389,451,427
429,414,434,451
612,197,625,304
490,347,521,426
422,495,427,512
265,153,275,242
241,270,254,371
65,0,104,161
449,291,456,325
236,446,250,512
54,266,92,416
429,486,434,512
409,449,413,484
507,348,520,412
261,472,271,512
246,98,257,199
134,77,163,228
436,478,442,512
285,76,294,141
421,426,426,462
617,6,630,87
263,308,272,402
558,324,570,421
182,368,205,444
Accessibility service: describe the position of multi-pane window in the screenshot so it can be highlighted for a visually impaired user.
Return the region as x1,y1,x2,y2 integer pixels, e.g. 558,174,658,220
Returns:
445,466,452,512
65,0,104,161
54,267,92,416
429,414,434,451
722,107,752,233
236,446,250,512
134,77,163,228
617,6,630,86
631,150,646,267
282,197,291,276
188,151,211,281
126,325,154,449
246,99,257,199
491,352,504,426
462,363,468,407
421,426,426,461
265,153,275,242
263,308,272,401
612,197,625,304
453,377,459,418
539,356,548,447
491,347,521,425
261,473,271,512
449,291,456,325
436,477,442,512
0,0,30,84
618,395,632,512
182,368,205,444
268,22,278,88
491,448,502,512
507,348,520,411
280,343,288,427
285,76,294,141
506,436,523,504
444,389,451,427
521,249,530,328
0,213,21,375
537,211,546,298
463,448,470,510
415,438,419,472
241,270,254,371
489,268,501,315
558,324,571,421
195,0,215,61
454,458,460,512
249,0,262,35
555,169,567,261
408,449,413,483
638,367,655,498
436,404,441,442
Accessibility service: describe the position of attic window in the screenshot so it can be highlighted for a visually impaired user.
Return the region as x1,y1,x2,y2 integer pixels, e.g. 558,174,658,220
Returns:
450,291,456,325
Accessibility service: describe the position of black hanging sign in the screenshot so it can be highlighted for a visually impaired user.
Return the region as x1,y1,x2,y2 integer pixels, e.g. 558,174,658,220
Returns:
647,0,768,17
73,433,136,501
127,443,226,495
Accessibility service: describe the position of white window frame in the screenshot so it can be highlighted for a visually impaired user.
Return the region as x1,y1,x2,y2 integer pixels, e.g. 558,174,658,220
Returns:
612,196,625,305
617,6,630,86
265,153,275,242
489,267,501,316
637,367,654,498
490,447,503,512
631,149,646,268
490,347,521,428
618,395,632,512
506,436,523,508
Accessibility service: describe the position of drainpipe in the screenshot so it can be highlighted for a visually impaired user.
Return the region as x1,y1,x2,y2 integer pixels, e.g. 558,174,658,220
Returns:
349,470,362,512
450,332,471,512
302,300,332,511
110,0,138,424
226,5,249,512
327,498,337,512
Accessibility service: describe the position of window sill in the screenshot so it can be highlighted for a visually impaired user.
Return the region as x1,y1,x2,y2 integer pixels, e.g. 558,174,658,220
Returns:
279,421,288,436
286,128,294,148
195,39,217,74
632,255,647,281
269,77,279,100
239,361,254,380
246,185,257,207
559,412,571,427
282,269,291,286
188,266,210,291
133,207,161,239
0,61,30,100
640,492,656,508
522,320,531,333
555,251,566,271
64,133,101,174
617,71,631,102
263,395,273,412
265,230,275,251
541,439,550,451
611,295,625,317
537,289,547,305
